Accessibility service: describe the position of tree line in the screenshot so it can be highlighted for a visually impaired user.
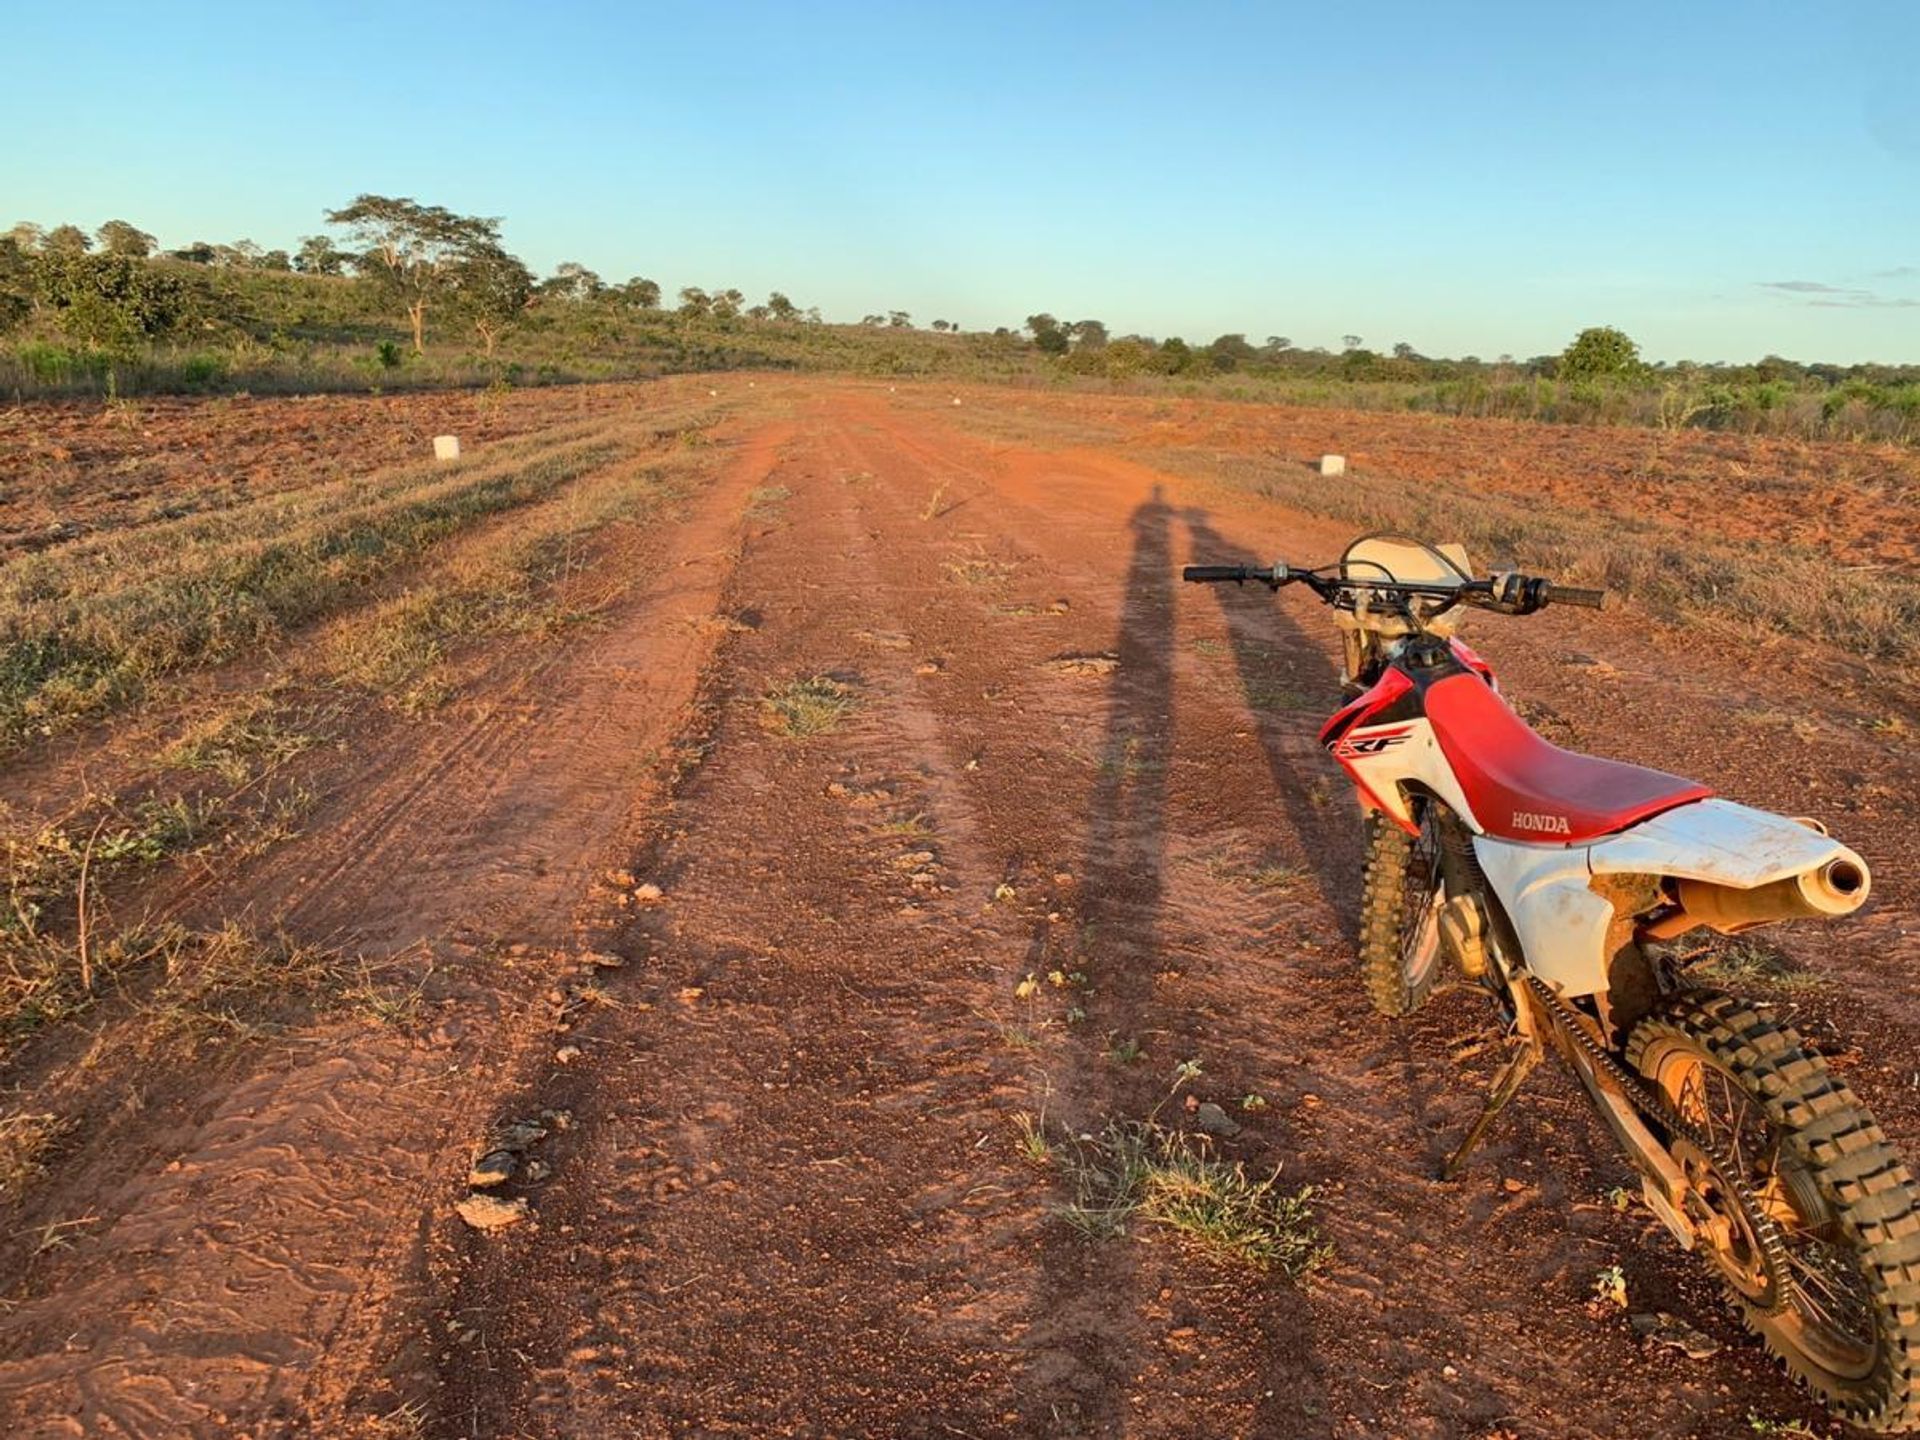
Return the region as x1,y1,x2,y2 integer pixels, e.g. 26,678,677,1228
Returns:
0,197,836,360
4,198,1914,404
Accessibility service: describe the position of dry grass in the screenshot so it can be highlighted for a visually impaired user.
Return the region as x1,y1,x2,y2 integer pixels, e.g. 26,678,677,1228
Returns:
761,675,859,738
1197,448,1920,666
0,425,628,747
161,693,318,783
0,1110,72,1201
1053,1118,1328,1274
1694,936,1824,992
321,455,695,712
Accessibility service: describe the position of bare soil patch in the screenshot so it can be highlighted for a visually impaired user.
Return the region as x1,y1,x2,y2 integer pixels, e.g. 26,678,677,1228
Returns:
1,376,1914,1438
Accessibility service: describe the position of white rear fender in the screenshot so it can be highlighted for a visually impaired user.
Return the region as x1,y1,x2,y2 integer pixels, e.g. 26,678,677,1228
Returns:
1475,799,1867,998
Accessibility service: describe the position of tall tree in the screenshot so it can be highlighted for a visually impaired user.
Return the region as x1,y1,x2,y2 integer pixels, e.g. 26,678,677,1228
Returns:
96,220,157,258
1026,313,1068,355
765,290,798,321
35,252,194,348
43,224,93,255
677,286,712,318
617,276,661,309
0,237,33,333
1558,325,1644,380
540,261,603,303
5,222,45,253
1069,318,1109,349
294,235,349,275
460,247,534,355
324,194,508,353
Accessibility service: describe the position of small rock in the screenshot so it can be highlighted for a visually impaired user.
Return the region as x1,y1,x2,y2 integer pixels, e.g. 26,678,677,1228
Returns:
490,1120,548,1153
633,883,664,904
607,869,636,889
1501,1177,1526,1194
582,950,626,970
524,1159,553,1182
456,1193,529,1231
1045,652,1120,676
468,1151,517,1187
914,659,943,676
1441,1363,1459,1379
555,1045,582,1064
1194,1102,1241,1137
1630,1311,1721,1359
540,1108,574,1130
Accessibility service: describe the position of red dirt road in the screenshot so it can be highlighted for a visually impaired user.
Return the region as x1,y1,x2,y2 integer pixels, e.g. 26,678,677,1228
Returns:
3,379,1917,1438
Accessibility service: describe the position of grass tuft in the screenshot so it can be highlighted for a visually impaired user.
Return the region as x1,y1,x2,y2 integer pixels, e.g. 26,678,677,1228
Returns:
1054,1119,1328,1274
0,1111,72,1202
761,675,858,738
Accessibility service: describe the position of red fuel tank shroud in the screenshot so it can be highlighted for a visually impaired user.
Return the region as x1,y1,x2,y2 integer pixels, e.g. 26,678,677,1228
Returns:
1320,667,1420,829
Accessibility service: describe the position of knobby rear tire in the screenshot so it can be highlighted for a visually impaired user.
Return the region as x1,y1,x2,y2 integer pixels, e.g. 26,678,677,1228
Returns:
1357,807,1443,1017
1627,989,1920,1432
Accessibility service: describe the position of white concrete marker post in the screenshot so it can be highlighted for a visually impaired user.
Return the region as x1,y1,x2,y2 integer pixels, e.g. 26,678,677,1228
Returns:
433,435,461,462
1319,454,1346,476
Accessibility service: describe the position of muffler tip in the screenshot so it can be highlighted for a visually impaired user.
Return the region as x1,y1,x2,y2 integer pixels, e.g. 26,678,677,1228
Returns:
1821,858,1867,900
1805,855,1870,914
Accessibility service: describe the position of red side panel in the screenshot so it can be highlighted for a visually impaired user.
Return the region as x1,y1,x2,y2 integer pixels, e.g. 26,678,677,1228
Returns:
1319,667,1414,747
1423,673,1711,843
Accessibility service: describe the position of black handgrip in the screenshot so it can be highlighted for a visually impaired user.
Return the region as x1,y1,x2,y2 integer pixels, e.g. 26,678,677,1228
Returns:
1184,565,1249,583
1546,583,1608,610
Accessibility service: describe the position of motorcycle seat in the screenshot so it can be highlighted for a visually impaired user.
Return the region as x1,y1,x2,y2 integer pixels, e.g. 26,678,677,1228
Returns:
1424,673,1711,844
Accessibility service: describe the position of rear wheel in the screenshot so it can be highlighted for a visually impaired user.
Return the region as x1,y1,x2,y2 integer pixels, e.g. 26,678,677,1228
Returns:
1357,803,1445,1017
1627,990,1920,1431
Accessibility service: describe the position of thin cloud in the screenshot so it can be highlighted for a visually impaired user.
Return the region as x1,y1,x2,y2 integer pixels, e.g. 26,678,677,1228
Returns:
1809,295,1920,309
1758,279,1917,309
1871,265,1918,280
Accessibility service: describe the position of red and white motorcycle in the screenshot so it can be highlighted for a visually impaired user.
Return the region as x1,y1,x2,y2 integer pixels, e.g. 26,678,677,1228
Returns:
1187,534,1919,1431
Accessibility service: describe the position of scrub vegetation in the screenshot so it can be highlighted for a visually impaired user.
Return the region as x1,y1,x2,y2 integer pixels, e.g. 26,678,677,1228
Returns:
3,206,1916,445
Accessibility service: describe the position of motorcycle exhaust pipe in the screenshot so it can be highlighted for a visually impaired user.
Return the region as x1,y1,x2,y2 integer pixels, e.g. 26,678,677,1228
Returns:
1645,853,1871,938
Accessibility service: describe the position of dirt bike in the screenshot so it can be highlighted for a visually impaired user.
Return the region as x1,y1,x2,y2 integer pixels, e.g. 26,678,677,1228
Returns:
1186,534,1920,1432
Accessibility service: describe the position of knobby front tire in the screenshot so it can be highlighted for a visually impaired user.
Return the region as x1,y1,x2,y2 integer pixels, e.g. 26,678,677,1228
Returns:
1357,807,1445,1017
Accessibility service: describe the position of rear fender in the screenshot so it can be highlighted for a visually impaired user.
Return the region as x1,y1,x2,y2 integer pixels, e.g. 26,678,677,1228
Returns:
1474,836,1613,996
1476,798,1865,997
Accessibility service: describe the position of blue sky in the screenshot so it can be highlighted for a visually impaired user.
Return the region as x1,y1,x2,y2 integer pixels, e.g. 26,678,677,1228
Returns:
5,1,1916,362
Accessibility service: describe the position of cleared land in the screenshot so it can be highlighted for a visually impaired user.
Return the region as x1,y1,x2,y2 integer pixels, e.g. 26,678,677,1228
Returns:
1,376,1917,1438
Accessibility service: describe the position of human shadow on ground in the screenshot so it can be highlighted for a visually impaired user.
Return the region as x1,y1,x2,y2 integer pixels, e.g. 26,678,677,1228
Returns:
1018,486,1332,1437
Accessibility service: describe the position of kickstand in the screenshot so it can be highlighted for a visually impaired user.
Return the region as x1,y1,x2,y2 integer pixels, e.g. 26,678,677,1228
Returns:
1441,1038,1542,1181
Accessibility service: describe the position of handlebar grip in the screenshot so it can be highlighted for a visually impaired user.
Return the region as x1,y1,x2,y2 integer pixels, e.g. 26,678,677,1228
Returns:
1183,565,1249,583
1546,583,1609,611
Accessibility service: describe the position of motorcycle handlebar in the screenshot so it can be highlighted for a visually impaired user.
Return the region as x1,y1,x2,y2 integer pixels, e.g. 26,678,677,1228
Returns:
1182,559,1611,615
1543,583,1609,611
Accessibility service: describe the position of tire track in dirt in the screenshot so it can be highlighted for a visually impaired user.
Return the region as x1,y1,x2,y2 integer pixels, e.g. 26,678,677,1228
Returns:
0,421,792,1439
9,379,1911,1438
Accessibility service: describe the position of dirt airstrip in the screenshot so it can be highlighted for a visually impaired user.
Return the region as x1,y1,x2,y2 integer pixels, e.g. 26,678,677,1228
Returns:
1,376,1917,1438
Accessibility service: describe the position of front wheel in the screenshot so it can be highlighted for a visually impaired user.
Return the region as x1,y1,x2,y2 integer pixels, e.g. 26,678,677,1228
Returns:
1357,804,1445,1017
1627,990,1920,1431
